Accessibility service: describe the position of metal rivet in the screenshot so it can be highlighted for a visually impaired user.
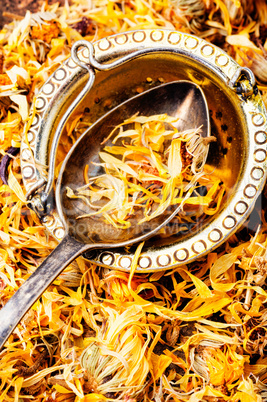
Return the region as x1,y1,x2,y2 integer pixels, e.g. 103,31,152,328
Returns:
119,256,132,269
132,31,146,42
54,68,67,81
157,254,171,266
201,44,214,56
251,167,264,180
151,30,164,42
234,201,248,215
244,184,257,198
192,240,206,254
42,82,54,95
174,248,189,262
223,216,236,229
255,131,267,144
36,97,46,110
208,229,223,242
252,113,265,127
254,149,266,162
185,36,198,49
115,34,128,45
100,252,115,266
168,32,181,45
23,166,35,179
31,114,40,127
42,215,55,227
53,227,65,239
216,54,229,67
66,58,78,69
26,130,35,144
138,256,152,269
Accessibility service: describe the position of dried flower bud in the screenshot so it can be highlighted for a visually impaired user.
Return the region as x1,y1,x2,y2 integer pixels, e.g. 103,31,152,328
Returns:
164,0,206,33
223,0,254,25
249,53,267,83
72,17,96,37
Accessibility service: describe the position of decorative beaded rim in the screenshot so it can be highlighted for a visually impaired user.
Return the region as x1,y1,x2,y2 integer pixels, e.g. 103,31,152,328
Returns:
21,29,267,272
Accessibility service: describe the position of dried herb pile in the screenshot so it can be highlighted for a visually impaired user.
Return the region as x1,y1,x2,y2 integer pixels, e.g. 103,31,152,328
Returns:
67,114,221,229
0,0,267,401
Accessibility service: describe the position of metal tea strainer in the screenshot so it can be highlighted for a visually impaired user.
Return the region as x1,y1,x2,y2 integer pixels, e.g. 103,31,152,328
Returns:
21,28,267,272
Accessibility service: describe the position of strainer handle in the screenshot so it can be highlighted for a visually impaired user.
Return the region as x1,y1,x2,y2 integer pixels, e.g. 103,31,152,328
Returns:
0,235,88,350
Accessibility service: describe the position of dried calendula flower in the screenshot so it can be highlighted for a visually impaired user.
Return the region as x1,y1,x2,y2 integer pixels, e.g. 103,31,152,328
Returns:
164,0,206,33
165,321,180,346
222,0,254,25
79,305,152,400
254,255,267,285
201,345,249,387
0,73,12,86
67,113,220,230
248,53,267,84
1,0,267,401
30,21,60,44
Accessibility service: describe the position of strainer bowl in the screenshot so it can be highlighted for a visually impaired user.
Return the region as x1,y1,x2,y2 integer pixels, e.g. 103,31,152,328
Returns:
21,29,267,272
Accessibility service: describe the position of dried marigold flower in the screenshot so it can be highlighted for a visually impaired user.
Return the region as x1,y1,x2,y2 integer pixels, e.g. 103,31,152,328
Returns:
30,21,60,44
0,74,12,86
249,53,267,83
223,0,254,25
164,0,206,33
254,255,267,275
